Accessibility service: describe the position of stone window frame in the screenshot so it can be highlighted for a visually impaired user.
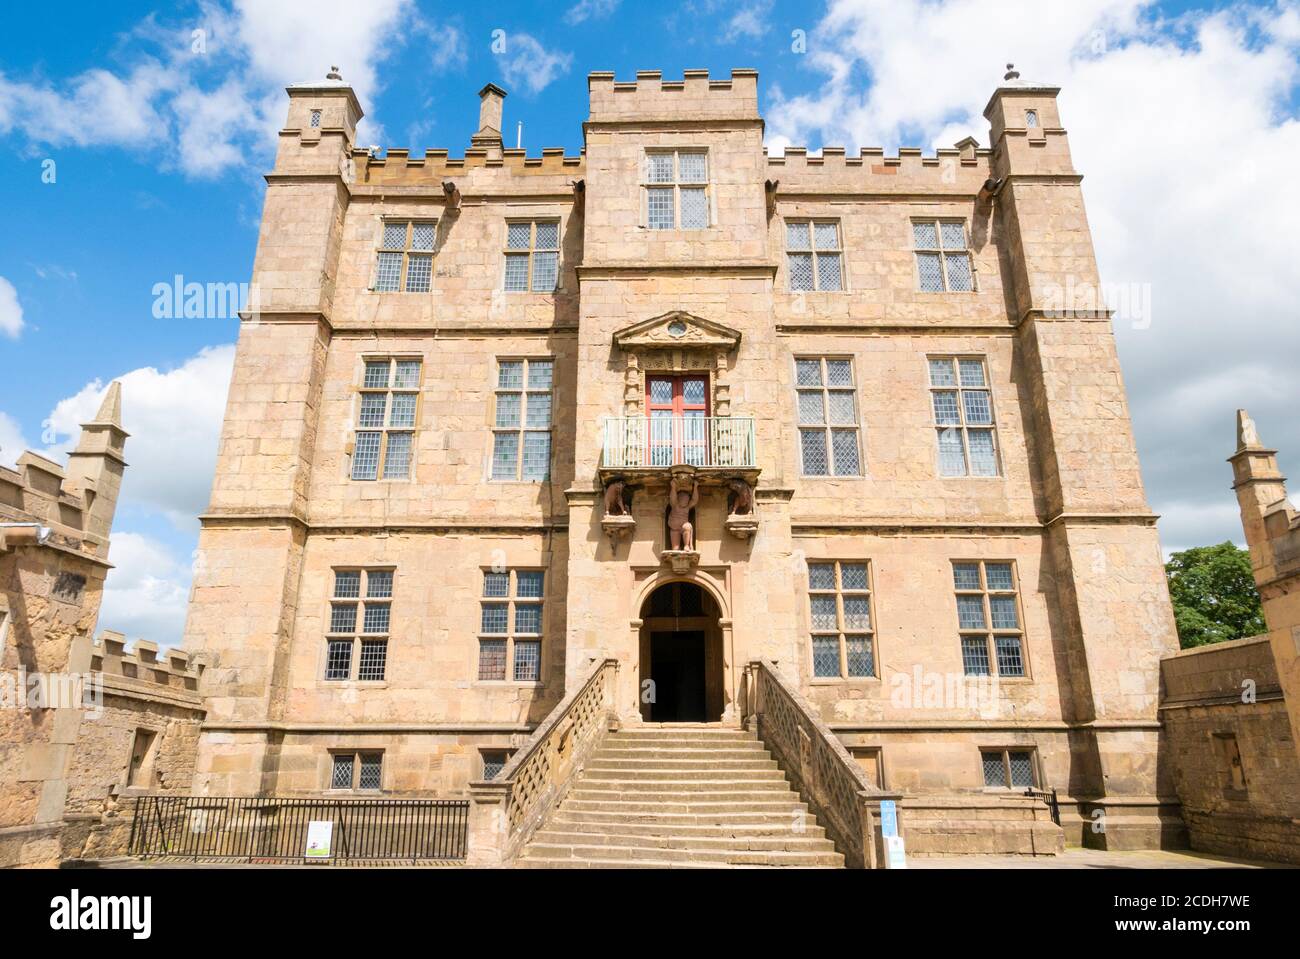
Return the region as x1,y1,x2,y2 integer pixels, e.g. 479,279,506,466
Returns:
927,355,1001,479
502,219,561,293
476,568,545,685
328,750,384,792
350,356,422,482
784,219,846,292
980,747,1039,790
323,568,394,684
642,148,711,231
806,559,878,682
126,727,161,789
794,355,864,478
848,746,886,789
480,748,515,780
309,109,322,128
1212,732,1249,798
911,217,976,293
372,218,438,293
952,559,1030,680
490,357,553,483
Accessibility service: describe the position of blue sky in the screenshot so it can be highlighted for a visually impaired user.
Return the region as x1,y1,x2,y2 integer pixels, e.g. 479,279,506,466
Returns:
2,0,1298,644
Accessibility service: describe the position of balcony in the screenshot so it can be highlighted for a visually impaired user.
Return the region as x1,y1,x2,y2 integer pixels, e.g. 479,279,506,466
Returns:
599,416,757,474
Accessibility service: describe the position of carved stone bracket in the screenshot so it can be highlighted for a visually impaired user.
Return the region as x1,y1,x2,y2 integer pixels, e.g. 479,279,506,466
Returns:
602,514,636,551
724,514,760,540
662,550,700,574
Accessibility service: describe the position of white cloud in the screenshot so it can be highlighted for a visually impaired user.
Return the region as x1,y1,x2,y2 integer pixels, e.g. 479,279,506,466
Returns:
565,0,620,25
44,344,236,529
767,0,1300,550
725,1,775,41
495,33,573,95
0,1,431,178
99,532,194,647
0,276,23,338
0,412,31,468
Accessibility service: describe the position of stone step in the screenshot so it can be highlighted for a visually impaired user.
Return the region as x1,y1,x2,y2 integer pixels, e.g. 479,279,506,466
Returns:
581,766,788,782
560,799,809,816
596,745,770,759
514,857,819,870
545,817,828,840
531,829,837,854
571,779,792,796
520,842,844,867
584,757,780,772
605,730,754,743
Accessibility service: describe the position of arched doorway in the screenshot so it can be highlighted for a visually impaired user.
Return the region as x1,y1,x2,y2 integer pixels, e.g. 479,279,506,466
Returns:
638,581,724,722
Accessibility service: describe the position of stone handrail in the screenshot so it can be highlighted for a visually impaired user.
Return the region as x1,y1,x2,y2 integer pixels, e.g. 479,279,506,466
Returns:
466,657,620,865
743,659,902,868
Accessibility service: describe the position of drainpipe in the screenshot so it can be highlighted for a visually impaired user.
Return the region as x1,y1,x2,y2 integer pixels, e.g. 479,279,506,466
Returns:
0,523,51,552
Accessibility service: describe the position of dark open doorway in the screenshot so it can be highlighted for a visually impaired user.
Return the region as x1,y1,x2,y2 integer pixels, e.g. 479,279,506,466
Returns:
649,630,706,722
639,582,725,722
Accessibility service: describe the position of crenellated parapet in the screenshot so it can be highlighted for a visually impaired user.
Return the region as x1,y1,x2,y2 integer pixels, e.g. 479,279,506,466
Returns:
768,143,995,196
90,631,203,701
350,146,585,191
587,69,760,123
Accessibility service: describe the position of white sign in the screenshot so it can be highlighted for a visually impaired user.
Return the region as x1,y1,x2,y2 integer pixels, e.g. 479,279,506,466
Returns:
883,834,908,869
305,820,334,860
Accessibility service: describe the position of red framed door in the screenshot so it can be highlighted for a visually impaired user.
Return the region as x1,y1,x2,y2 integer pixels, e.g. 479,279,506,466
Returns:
647,375,709,466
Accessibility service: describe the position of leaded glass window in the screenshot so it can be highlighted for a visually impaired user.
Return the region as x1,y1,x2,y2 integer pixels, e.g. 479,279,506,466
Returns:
503,220,560,292
324,569,394,682
373,219,437,293
643,150,709,230
352,358,420,480
785,220,844,291
807,560,876,679
982,748,1038,788
478,569,545,683
913,218,974,292
796,357,862,476
928,356,999,477
491,358,552,481
953,561,1026,678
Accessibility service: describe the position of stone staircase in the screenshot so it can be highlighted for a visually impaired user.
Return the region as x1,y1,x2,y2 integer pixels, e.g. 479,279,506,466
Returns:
516,725,845,868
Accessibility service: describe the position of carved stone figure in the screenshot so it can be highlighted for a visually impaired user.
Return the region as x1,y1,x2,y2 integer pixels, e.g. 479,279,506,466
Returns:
603,478,629,516
667,476,699,551
727,478,754,516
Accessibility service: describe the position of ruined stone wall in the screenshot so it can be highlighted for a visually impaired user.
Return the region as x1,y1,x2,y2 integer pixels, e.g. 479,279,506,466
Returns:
59,633,204,861
1160,635,1300,863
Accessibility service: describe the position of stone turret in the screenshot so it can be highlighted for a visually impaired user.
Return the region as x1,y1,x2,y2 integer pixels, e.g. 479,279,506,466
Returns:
62,382,128,557
1229,410,1300,757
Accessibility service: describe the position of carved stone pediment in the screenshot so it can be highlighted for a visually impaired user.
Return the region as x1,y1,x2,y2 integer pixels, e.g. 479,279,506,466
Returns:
613,311,741,353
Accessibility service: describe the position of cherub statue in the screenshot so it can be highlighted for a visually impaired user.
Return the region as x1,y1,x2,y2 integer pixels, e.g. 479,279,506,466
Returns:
727,478,754,516
667,475,699,551
603,478,629,516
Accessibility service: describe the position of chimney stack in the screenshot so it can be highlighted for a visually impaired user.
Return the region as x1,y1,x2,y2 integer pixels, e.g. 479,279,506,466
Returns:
472,83,508,159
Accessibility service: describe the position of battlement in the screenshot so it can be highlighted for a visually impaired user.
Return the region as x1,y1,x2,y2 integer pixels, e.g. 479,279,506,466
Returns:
587,69,760,122
768,143,994,194
350,145,585,188
91,630,202,694
0,454,92,544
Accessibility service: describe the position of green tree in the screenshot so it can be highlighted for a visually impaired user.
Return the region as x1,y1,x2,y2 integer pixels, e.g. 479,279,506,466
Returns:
1165,542,1266,648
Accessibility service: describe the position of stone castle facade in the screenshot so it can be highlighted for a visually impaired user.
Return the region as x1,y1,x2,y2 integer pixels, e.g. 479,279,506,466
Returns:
180,67,1186,854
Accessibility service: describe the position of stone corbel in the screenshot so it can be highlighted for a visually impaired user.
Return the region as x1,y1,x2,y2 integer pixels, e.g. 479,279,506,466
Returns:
662,550,700,575
724,478,759,540
601,477,635,551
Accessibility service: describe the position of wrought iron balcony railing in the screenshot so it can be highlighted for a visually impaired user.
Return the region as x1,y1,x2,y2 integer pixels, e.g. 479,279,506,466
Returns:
600,416,757,470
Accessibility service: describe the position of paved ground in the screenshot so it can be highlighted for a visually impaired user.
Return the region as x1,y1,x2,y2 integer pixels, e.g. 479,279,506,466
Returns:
911,848,1287,869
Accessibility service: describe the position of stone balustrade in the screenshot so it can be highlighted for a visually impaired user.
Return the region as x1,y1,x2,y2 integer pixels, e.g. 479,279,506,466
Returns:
466,657,620,865
743,659,902,868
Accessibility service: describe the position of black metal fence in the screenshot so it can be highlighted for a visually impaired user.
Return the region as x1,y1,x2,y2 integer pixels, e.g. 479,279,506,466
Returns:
129,795,469,863
1024,787,1061,826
